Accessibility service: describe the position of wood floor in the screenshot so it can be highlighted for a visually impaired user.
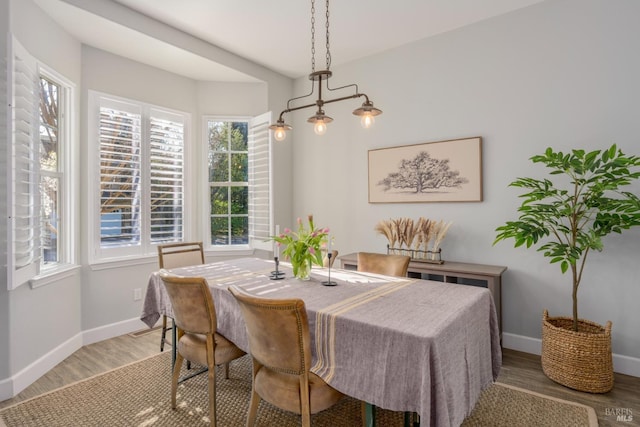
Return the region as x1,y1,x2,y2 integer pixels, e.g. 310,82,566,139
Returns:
1,329,638,426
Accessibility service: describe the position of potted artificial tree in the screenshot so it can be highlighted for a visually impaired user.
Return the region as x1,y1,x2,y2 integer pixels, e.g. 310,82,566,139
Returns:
494,144,640,393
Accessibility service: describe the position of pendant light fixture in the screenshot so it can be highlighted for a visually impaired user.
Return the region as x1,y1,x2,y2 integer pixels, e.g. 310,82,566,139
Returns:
269,0,382,141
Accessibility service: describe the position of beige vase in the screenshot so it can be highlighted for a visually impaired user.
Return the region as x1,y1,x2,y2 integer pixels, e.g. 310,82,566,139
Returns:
541,310,614,393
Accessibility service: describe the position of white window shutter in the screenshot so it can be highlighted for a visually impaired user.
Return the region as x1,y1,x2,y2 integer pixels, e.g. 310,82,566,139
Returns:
149,110,185,243
7,37,41,290
98,99,142,247
248,112,272,251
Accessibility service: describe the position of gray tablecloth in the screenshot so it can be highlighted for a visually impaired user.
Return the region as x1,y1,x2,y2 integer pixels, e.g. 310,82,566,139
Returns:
141,257,502,426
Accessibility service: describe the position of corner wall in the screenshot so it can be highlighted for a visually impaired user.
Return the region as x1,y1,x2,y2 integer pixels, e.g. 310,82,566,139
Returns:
1,0,294,400
0,0,83,400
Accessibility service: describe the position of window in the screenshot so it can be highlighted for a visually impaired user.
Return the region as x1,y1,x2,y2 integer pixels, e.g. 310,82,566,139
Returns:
89,92,189,261
37,69,74,282
204,113,272,251
39,75,62,267
207,119,249,245
7,36,75,289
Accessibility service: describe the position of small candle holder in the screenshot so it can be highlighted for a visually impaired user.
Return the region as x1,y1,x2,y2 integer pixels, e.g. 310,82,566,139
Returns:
322,252,337,286
270,256,285,280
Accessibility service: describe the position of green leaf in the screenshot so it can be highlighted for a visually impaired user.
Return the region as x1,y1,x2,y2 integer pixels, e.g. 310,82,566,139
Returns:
494,144,640,307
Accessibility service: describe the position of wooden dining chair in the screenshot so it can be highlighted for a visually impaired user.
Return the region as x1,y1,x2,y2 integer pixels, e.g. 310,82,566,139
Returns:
159,272,245,427
228,285,344,427
356,252,411,277
157,242,205,352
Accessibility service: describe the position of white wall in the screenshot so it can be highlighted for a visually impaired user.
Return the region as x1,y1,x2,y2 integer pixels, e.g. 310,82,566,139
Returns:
288,0,640,370
0,0,11,381
1,0,83,389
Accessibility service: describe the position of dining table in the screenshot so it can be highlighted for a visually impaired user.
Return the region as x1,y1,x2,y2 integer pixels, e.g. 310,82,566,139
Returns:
140,257,502,427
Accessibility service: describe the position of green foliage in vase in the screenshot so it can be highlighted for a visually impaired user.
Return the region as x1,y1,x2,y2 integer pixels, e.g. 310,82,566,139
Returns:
272,214,329,278
494,144,640,331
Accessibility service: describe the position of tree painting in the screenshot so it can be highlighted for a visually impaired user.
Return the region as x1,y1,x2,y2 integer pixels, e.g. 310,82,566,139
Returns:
368,137,482,203
377,151,469,193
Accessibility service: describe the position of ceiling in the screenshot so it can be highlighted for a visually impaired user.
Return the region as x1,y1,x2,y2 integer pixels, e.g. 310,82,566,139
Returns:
34,0,546,82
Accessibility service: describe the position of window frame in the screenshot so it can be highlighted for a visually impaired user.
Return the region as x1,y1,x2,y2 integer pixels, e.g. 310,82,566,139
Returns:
87,91,192,263
35,66,76,280
204,117,250,248
201,113,273,252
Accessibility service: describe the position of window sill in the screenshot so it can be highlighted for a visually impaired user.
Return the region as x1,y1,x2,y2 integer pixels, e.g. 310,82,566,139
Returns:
205,245,254,256
89,246,257,271
30,264,81,289
90,254,158,271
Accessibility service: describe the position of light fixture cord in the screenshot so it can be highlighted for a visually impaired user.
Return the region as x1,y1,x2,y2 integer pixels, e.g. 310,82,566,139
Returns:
325,0,331,70
311,0,316,73
311,0,331,73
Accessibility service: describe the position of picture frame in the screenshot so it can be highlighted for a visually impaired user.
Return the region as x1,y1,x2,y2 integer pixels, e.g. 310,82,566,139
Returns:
368,136,482,203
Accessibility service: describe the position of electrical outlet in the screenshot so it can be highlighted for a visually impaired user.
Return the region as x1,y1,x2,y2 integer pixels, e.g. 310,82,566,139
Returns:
133,288,142,301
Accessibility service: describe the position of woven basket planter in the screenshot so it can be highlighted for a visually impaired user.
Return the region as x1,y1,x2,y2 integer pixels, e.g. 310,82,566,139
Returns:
541,310,613,393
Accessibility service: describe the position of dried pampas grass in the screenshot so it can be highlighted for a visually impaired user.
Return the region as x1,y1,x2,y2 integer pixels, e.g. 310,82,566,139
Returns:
374,219,396,248
431,220,453,258
374,216,452,260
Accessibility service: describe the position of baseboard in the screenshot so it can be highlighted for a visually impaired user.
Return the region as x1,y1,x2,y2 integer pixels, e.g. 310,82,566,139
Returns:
503,332,640,378
0,317,151,402
502,332,542,356
0,333,83,401
611,353,640,378
82,317,151,346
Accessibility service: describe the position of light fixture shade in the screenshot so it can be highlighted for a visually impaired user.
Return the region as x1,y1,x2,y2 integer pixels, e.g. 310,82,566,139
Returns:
269,120,292,141
307,112,334,124
307,111,333,135
353,101,382,129
352,101,382,118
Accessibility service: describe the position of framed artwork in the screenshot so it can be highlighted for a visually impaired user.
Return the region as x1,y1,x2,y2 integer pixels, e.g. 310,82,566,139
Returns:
368,136,482,203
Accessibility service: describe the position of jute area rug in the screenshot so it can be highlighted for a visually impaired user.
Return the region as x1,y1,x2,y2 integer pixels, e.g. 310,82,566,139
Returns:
0,352,598,427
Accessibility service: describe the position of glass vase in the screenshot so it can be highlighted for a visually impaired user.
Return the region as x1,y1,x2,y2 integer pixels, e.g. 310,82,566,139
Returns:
294,260,311,281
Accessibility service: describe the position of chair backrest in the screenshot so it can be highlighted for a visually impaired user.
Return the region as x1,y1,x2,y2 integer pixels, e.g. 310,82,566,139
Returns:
159,273,216,335
229,285,310,375
323,250,339,268
356,252,411,277
158,242,204,269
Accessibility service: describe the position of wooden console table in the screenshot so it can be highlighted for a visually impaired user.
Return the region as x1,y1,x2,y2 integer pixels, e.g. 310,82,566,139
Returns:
338,253,507,334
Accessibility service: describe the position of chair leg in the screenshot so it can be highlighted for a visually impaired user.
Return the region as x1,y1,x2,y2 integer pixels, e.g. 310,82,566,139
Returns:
208,360,217,427
301,410,311,427
247,360,260,427
300,378,312,427
246,389,260,427
171,353,184,409
223,362,230,379
160,315,168,352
